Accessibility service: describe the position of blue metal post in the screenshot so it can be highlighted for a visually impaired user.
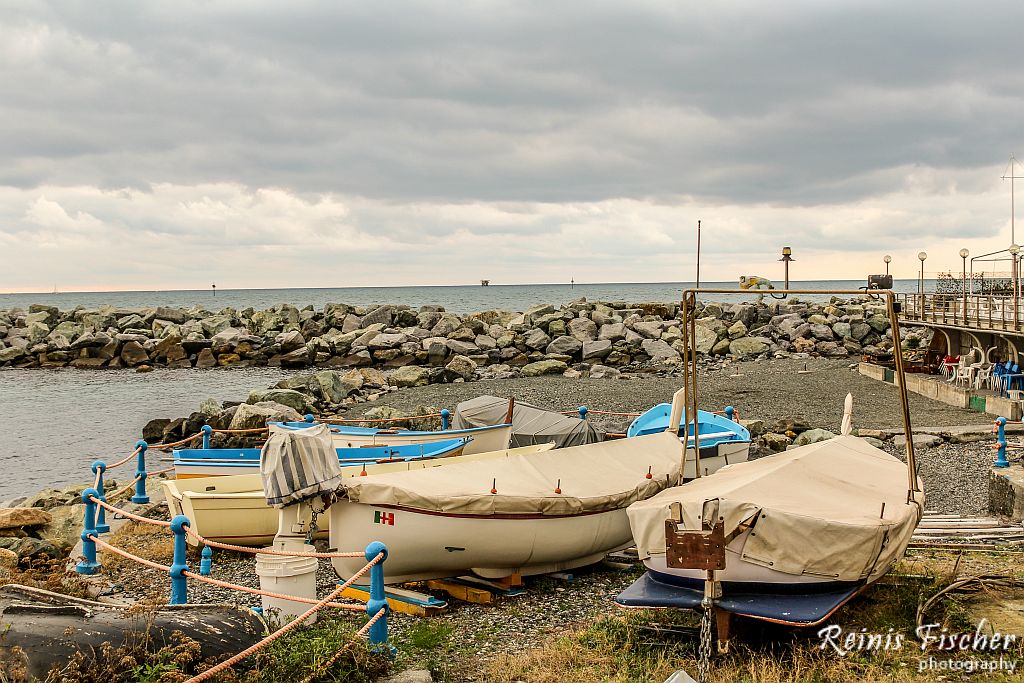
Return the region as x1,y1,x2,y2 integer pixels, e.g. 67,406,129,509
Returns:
91,461,110,534
440,409,450,431
76,488,101,574
579,406,588,420
200,545,213,576
364,541,390,650
169,515,191,604
201,424,212,449
994,417,1010,468
725,406,736,422
132,440,149,504
304,413,315,423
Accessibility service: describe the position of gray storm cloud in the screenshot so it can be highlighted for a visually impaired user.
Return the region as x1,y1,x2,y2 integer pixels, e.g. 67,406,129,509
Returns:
1,1,1022,290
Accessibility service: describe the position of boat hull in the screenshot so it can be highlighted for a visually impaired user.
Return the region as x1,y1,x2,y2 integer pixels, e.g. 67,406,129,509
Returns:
162,443,557,546
329,502,632,584
172,440,467,479
277,422,514,455
683,441,750,479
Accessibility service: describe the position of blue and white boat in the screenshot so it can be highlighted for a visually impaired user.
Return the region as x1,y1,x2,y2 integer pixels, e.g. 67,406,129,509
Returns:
274,421,513,456
627,404,750,479
173,438,470,479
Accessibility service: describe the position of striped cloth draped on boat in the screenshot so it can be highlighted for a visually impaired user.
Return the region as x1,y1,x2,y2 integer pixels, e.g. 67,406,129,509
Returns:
260,424,344,507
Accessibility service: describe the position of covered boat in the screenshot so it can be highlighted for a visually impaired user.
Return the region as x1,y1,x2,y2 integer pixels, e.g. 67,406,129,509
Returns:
162,443,557,546
329,431,683,584
615,286,924,647
618,435,924,625
172,437,469,478
453,395,601,447
275,420,513,455
627,404,750,478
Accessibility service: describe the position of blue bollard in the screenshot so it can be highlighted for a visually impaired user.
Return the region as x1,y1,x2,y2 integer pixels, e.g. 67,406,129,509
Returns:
76,488,101,574
725,406,736,422
200,545,213,576
169,515,191,604
132,440,149,504
994,417,1010,468
201,424,213,449
364,541,391,651
579,406,588,421
91,461,110,534
440,409,450,431
304,413,315,423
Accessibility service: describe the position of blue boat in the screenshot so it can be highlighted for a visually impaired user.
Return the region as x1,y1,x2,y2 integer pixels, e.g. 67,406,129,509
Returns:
173,437,470,479
273,420,513,455
627,404,750,479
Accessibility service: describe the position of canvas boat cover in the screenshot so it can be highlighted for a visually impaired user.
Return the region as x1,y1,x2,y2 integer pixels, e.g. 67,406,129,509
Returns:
453,395,601,448
627,435,925,583
260,424,344,508
338,431,683,516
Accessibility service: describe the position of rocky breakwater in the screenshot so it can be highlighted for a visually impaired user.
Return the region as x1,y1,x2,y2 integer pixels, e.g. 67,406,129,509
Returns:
0,297,898,375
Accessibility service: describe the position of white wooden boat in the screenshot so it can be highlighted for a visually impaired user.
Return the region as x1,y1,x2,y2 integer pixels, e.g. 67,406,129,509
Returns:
615,287,926,637
329,431,684,584
161,443,557,546
622,435,924,616
276,421,514,455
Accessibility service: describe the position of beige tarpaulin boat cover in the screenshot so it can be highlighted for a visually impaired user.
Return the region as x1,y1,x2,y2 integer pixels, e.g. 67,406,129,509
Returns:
627,435,924,582
339,431,683,516
453,395,602,448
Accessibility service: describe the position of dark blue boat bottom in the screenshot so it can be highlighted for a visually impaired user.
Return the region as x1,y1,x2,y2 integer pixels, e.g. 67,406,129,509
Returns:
615,570,864,627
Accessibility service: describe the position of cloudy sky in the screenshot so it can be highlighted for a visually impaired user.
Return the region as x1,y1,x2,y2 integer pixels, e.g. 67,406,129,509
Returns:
3,1,1024,292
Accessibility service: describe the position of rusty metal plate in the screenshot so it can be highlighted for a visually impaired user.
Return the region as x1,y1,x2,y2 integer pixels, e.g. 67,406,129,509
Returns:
665,519,727,571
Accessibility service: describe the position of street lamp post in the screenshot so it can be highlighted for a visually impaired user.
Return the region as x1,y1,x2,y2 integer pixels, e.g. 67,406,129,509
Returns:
1011,244,1020,329
779,246,794,289
918,252,928,318
883,254,891,276
960,248,969,323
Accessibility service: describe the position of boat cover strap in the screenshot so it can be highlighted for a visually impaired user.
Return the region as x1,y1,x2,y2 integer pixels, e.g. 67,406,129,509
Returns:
260,424,344,508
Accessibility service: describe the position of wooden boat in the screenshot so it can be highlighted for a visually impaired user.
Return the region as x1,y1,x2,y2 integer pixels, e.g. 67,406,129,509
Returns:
275,420,513,455
627,404,750,478
162,443,557,546
617,435,924,625
452,395,601,447
328,431,684,584
614,286,925,648
172,438,469,479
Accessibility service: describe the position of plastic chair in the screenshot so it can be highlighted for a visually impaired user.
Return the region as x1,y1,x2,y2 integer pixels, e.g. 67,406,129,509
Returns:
974,364,993,390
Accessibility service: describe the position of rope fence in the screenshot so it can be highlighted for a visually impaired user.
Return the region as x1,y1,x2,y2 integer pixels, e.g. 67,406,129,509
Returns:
75,487,391,678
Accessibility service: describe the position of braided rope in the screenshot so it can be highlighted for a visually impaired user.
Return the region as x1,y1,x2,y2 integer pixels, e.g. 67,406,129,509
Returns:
210,427,270,434
185,528,363,559
107,446,142,470
146,431,205,452
90,496,172,527
558,409,641,417
182,553,382,683
91,535,171,572
296,609,385,683
181,571,367,611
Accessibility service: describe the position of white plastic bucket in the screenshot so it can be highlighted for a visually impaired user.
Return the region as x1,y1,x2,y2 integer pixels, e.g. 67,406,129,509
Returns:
254,553,320,624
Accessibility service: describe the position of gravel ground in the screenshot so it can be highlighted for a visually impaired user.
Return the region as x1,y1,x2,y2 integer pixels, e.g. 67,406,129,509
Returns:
342,358,989,435
94,358,1007,679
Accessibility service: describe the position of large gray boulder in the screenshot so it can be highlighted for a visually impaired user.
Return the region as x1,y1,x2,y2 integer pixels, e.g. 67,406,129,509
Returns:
729,337,768,357
632,321,663,339
641,338,680,363
546,335,583,356
445,354,477,380
390,366,430,388
567,317,598,342
598,323,626,342
521,359,568,376
229,402,302,430
523,328,551,351
247,389,311,413
582,339,612,360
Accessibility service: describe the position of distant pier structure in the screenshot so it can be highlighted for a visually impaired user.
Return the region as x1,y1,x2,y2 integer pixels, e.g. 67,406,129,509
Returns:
480,279,490,286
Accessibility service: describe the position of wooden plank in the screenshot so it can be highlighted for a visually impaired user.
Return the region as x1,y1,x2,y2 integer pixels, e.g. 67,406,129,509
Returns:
340,586,446,616
426,580,494,605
